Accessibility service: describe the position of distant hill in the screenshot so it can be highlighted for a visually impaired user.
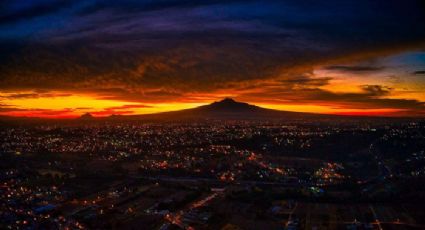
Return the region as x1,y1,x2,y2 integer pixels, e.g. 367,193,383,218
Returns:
79,112,94,120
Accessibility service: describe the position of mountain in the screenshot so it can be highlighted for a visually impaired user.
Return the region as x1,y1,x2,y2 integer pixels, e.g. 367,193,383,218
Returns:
109,98,325,121
79,112,94,120
0,98,416,123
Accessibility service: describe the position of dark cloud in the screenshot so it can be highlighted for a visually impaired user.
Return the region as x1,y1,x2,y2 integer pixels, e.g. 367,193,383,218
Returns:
412,70,425,75
279,76,332,88
75,0,252,16
240,84,424,111
325,65,385,72
0,105,75,116
0,107,27,112
308,89,424,110
360,85,393,96
0,36,316,92
0,106,47,112
0,92,72,99
107,104,152,109
0,0,74,25
0,103,12,108
0,93,39,99
87,104,152,116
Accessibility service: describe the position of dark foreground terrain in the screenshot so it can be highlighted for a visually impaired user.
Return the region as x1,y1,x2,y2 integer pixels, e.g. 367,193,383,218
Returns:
1,119,425,229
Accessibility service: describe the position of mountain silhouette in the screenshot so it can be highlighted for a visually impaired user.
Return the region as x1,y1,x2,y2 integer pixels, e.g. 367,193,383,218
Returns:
199,98,259,111
108,98,323,121
0,98,410,123
79,112,94,120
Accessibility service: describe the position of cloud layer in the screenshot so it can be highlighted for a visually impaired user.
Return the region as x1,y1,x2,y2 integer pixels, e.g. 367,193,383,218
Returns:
1,0,425,116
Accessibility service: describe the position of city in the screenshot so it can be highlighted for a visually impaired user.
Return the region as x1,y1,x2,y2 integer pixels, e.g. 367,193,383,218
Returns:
1,0,425,229
1,117,424,229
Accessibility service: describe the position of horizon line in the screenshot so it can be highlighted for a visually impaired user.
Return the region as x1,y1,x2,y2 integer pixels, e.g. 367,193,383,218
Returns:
0,98,421,119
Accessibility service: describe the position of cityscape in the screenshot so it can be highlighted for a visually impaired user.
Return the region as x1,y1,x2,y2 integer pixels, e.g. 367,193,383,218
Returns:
1,0,425,229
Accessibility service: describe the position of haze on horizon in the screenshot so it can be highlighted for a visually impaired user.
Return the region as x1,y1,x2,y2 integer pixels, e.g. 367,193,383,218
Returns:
1,0,425,118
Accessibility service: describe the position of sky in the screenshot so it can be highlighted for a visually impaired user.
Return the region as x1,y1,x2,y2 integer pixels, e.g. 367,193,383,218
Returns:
0,0,425,118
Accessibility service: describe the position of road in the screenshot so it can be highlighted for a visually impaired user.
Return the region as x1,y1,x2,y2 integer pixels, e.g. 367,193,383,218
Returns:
369,205,383,230
284,202,298,229
136,175,311,187
161,189,224,230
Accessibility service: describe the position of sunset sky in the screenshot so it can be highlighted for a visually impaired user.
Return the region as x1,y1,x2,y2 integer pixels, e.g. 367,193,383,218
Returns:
1,0,425,118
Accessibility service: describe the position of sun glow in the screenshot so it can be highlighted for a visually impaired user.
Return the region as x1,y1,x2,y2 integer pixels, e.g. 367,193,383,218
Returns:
0,84,423,118
0,91,208,118
0,93,137,110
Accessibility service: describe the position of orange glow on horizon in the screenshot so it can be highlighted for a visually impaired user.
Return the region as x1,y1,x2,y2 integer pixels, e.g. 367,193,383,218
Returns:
0,90,419,118
0,91,208,118
257,103,409,117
